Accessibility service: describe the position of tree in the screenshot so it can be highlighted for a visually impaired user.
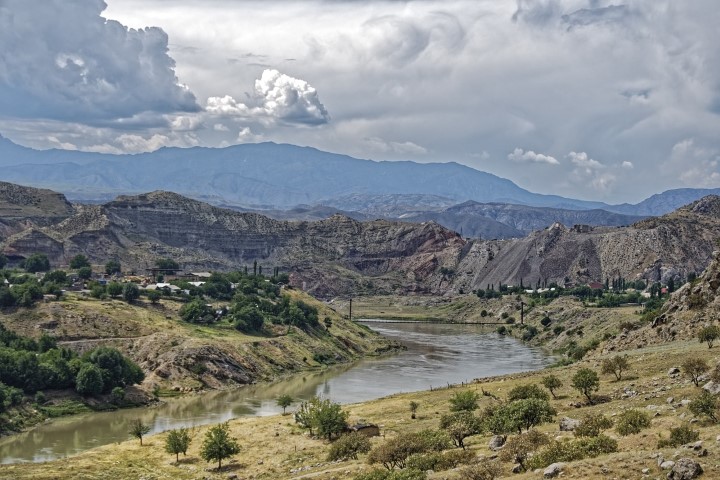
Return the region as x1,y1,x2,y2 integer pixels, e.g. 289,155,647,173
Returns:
75,364,104,396
409,401,419,419
449,390,480,412
600,355,630,381
439,411,483,449
180,299,215,324
129,418,151,446
505,398,556,433
165,427,192,462
541,375,563,399
147,290,161,304
682,356,708,387
23,253,50,273
688,390,719,422
77,266,92,280
698,326,720,348
106,282,123,298
155,258,180,274
312,397,349,441
0,253,6,269
276,394,294,414
507,384,549,402
571,368,600,404
200,422,240,470
105,260,122,275
122,282,140,303
69,254,90,269
324,316,332,329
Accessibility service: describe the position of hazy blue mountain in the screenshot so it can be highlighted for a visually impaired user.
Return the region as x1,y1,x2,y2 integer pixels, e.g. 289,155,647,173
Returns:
0,135,716,216
0,137,609,209
607,188,720,216
421,202,643,238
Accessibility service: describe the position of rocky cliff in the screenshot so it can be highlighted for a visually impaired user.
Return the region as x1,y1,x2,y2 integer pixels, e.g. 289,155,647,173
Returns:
0,181,74,240
450,196,720,293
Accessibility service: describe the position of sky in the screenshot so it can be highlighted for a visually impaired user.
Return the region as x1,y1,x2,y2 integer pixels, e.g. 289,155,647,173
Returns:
0,0,718,203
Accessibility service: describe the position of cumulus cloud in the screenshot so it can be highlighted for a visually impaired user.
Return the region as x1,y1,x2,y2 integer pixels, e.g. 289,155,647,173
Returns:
206,69,329,125
0,0,198,123
507,148,559,165
568,151,603,169
621,161,634,169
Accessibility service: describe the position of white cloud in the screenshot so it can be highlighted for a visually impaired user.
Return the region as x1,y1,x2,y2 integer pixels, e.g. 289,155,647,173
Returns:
507,148,559,165
213,123,229,132
206,69,329,126
621,161,634,169
567,151,603,169
237,127,262,143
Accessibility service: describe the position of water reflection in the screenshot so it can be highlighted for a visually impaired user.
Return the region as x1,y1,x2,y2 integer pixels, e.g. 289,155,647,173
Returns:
0,322,551,464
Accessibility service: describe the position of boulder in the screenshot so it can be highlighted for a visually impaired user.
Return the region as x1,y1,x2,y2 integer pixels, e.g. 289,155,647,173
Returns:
488,435,506,450
559,417,580,431
544,462,566,478
702,381,720,395
669,367,681,376
667,458,703,479
660,461,676,470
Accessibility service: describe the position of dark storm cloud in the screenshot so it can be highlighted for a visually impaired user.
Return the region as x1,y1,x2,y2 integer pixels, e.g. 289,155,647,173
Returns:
0,0,199,123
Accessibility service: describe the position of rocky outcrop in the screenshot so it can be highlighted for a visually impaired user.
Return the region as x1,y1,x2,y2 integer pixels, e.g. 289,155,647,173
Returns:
450,196,720,293
1,190,465,297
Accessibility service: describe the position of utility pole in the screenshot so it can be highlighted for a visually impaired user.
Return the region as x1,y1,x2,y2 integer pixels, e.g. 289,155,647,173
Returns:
349,298,353,322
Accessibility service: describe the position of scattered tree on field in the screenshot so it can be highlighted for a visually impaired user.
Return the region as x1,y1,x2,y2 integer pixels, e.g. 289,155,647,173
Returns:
571,368,600,404
276,394,294,414
409,401,419,419
165,427,192,462
439,411,483,449
698,325,720,348
600,355,630,381
129,418,151,446
682,356,708,387
200,422,240,470
688,390,719,422
498,430,549,471
541,375,563,399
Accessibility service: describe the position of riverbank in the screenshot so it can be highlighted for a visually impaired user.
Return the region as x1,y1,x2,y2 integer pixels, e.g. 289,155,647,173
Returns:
3,332,718,479
0,290,401,436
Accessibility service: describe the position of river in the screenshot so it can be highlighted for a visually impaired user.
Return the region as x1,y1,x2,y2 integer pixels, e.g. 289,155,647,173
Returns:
0,322,551,464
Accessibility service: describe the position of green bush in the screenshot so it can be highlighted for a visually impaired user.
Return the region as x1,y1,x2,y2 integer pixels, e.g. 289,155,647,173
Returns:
328,432,371,461
406,449,474,472
458,461,502,480
449,390,480,412
507,384,549,402
574,414,613,438
354,469,427,480
657,425,699,448
367,430,449,470
527,435,618,469
615,409,651,435
688,390,719,422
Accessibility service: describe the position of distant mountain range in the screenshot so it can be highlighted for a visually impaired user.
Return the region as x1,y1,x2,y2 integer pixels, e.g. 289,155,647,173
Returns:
1,135,718,217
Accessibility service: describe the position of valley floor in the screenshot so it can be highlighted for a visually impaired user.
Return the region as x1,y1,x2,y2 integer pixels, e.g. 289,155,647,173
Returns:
3,333,719,479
